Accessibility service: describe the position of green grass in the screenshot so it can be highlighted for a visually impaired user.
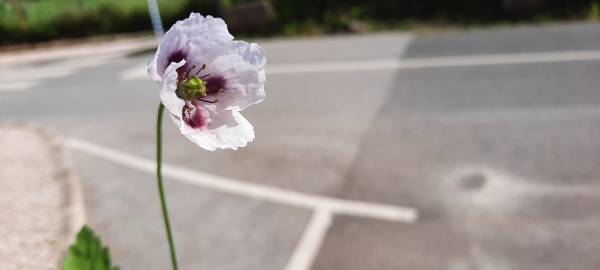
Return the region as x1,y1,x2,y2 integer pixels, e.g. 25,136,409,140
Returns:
0,0,209,44
588,2,600,21
0,0,188,25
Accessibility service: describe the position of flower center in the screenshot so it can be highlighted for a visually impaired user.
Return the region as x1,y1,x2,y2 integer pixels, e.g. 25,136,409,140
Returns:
175,64,221,104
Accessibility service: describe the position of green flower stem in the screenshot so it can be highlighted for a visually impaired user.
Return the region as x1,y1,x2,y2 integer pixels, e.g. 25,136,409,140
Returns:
156,103,179,270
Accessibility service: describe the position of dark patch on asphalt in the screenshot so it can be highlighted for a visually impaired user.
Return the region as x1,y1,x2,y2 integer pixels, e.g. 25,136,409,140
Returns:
460,172,487,190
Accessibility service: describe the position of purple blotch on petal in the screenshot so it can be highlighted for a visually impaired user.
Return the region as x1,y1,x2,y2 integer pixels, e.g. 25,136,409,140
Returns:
166,49,189,76
182,102,209,129
205,75,227,94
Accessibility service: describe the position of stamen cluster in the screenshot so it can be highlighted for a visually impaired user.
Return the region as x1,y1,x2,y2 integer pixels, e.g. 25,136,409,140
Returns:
175,64,219,103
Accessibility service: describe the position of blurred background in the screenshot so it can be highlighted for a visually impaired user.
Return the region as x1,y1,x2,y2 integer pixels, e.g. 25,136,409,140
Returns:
2,0,600,44
2,1,600,270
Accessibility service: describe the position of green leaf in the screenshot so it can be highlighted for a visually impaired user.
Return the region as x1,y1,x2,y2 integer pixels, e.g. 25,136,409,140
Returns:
63,225,120,270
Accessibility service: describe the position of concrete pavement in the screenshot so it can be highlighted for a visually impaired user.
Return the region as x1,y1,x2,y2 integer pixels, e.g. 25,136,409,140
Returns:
1,22,600,269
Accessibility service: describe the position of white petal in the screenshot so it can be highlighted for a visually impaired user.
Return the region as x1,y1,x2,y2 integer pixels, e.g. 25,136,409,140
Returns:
159,60,186,119
179,110,255,151
208,41,267,111
147,13,265,152
148,50,162,82
148,13,234,80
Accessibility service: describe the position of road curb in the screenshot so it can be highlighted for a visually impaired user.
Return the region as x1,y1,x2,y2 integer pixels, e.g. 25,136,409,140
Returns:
38,125,88,239
0,124,87,269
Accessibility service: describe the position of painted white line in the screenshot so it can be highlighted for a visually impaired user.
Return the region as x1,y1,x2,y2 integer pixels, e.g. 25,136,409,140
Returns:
0,67,72,83
120,64,147,80
120,49,600,80
266,59,399,74
65,138,418,223
0,55,120,92
0,81,38,91
285,209,332,270
266,49,600,74
0,56,114,83
0,37,155,66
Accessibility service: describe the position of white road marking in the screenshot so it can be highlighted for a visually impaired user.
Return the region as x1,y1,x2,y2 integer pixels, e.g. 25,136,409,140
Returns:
267,49,600,74
120,49,600,80
2,56,114,81
0,56,116,91
0,37,155,66
0,81,38,91
121,64,148,80
66,137,418,223
0,37,155,91
284,209,332,270
68,137,417,270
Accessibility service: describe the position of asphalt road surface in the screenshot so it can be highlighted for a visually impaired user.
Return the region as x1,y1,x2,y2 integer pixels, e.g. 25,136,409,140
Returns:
2,22,600,270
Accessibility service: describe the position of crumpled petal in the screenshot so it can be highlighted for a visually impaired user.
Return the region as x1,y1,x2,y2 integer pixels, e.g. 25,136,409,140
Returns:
148,13,264,151
159,60,187,119
206,41,267,111
179,109,255,151
148,13,233,82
